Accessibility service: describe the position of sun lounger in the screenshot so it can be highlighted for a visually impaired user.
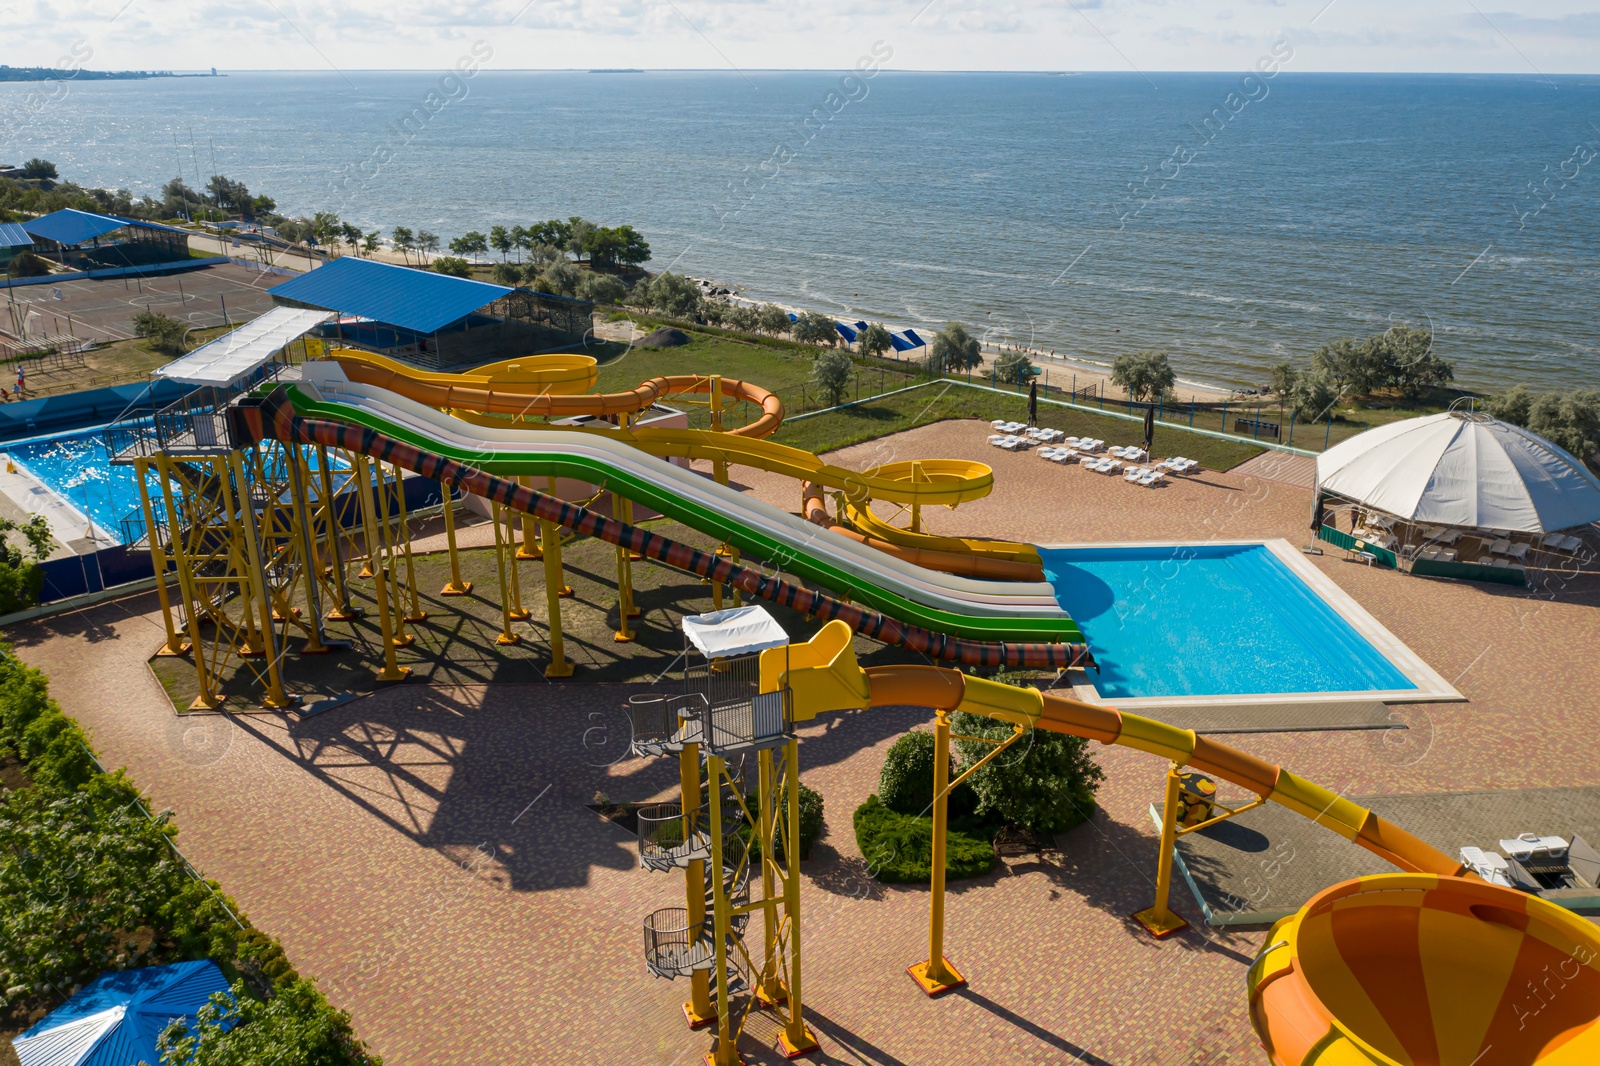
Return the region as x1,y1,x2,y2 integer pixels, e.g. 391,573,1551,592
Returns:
1504,542,1531,561
1489,537,1512,555
1137,471,1164,488
1123,466,1146,482
1460,846,1514,887
991,419,1009,429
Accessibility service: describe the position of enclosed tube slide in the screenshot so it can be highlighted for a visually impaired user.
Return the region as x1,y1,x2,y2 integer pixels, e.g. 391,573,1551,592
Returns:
232,386,1090,669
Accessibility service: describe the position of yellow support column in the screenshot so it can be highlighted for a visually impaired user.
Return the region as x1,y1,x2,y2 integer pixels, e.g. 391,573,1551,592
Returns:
545,477,573,599
229,452,291,709
515,474,541,559
780,737,818,1057
391,461,426,622
156,455,218,710
355,459,409,682
1133,764,1190,937
317,446,359,621
910,460,926,534
679,741,715,1029
706,755,741,1066
285,447,330,655
439,480,471,595
373,461,414,647
504,503,530,622
908,710,965,995
611,485,636,642
134,458,188,656
491,503,519,646
756,749,782,1008
539,506,573,677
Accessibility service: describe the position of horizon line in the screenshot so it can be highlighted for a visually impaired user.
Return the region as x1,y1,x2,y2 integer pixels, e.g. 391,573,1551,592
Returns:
3,67,1598,77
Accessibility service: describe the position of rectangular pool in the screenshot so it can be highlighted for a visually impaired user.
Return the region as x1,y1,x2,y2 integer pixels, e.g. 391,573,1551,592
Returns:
1038,542,1425,701
5,426,144,544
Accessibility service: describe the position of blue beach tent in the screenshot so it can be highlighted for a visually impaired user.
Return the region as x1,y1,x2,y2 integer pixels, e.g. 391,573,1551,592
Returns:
901,328,926,347
12,961,232,1066
835,322,859,343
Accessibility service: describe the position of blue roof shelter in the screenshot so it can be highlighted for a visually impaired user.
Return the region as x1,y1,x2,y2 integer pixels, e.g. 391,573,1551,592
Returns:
268,256,593,370
19,210,191,269
12,960,233,1066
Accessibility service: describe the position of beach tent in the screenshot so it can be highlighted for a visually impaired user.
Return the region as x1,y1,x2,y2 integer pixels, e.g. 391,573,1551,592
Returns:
12,961,232,1066
835,322,859,343
681,605,790,659
901,328,926,347
887,332,919,353
1314,411,1600,535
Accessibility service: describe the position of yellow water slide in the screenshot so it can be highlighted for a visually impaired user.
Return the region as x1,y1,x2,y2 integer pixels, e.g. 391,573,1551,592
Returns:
763,620,1600,1065
328,348,1039,572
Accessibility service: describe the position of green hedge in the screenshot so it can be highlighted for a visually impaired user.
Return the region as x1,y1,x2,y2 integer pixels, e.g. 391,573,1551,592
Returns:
736,782,824,862
0,645,379,1064
852,795,995,884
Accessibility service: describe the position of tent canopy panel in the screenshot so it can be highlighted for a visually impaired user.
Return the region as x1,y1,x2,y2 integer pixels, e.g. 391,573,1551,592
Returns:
154,306,333,388
682,605,790,659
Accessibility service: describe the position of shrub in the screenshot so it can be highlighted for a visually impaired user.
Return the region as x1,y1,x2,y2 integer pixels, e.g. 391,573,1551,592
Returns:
577,273,627,305
852,796,995,883
994,349,1035,387
642,271,700,317
133,309,189,355
492,262,522,286
744,782,825,861
812,349,853,407
1490,385,1600,472
877,729,975,818
1290,370,1340,424
158,978,374,1066
926,322,981,375
431,256,471,278
950,710,1103,835
757,303,792,336
792,310,837,346
856,322,893,359
7,251,51,278
0,514,51,614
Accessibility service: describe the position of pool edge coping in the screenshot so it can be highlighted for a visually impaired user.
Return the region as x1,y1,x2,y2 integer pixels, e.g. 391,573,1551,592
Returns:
1036,537,1465,710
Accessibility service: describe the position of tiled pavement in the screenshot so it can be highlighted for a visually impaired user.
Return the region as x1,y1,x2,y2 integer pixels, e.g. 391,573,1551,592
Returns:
11,419,1600,1065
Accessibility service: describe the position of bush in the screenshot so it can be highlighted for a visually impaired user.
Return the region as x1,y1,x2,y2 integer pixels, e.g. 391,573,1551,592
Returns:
812,349,853,407
994,349,1035,387
877,729,975,818
792,310,837,346
926,322,981,375
1490,385,1600,472
133,309,189,355
492,262,522,286
856,322,893,359
950,710,1103,835
7,251,51,278
158,978,374,1066
1290,370,1340,424
744,782,825,861
852,795,995,883
431,256,471,278
0,514,51,614
642,271,700,317
577,273,627,305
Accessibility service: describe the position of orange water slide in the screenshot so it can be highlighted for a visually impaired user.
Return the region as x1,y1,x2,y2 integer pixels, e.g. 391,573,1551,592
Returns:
334,350,784,437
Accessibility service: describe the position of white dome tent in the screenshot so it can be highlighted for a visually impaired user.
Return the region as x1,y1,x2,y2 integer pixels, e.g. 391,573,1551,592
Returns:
1312,408,1599,579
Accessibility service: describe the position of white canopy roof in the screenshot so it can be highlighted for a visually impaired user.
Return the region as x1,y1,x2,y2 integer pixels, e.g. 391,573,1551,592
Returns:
681,605,790,659
1316,411,1600,534
153,306,332,387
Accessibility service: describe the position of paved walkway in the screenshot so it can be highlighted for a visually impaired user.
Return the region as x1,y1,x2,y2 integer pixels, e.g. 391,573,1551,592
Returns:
10,418,1599,1065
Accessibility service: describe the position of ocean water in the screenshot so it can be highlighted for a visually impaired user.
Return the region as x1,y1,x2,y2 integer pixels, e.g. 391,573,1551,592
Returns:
4,70,1598,391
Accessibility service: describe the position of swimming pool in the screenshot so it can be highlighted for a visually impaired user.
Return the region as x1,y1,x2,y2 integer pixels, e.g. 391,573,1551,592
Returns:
4,427,148,544
1039,541,1432,701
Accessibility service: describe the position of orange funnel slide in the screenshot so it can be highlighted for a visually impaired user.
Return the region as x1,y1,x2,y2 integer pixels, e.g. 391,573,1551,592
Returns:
1250,874,1600,1065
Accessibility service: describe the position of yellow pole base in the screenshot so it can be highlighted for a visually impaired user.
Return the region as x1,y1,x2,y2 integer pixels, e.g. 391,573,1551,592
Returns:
704,1050,744,1066
681,1001,717,1031
1132,906,1188,938
391,634,415,648
237,646,266,659
516,547,542,560
626,606,641,618
778,1027,820,1059
375,665,411,683
557,584,574,598
300,641,334,655
508,608,532,622
613,629,635,643
261,691,298,711
403,610,428,623
907,957,966,997
754,984,787,1010
496,632,521,646
544,661,574,679
440,581,473,596
154,642,192,657
188,693,225,711
358,565,374,579
326,606,363,621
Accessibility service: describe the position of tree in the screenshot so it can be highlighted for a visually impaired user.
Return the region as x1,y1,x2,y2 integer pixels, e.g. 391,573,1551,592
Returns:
1376,325,1453,399
1309,338,1365,395
645,272,700,317
1110,349,1175,403
204,175,252,215
133,309,189,355
160,177,202,219
489,224,512,262
527,219,572,248
950,710,1104,835
1290,370,1339,424
857,322,893,359
877,730,969,816
614,224,651,267
1269,362,1298,396
492,262,522,286
1489,386,1600,472
813,349,853,407
390,225,415,263
994,349,1035,387
157,978,375,1066
416,230,439,263
21,158,57,180
449,230,489,259
926,322,982,375
310,211,341,249
0,515,52,613
433,256,472,278
792,310,837,346
338,222,363,252
577,273,627,305
534,259,580,296
509,224,529,263
757,303,792,336
566,216,595,261
361,230,381,256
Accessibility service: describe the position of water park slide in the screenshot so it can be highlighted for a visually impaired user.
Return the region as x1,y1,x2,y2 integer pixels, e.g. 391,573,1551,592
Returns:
276,369,1083,646
235,385,1087,667
766,621,1600,1066
330,348,1038,566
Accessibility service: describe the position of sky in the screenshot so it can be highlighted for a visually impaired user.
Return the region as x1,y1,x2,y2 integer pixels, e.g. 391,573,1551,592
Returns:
5,0,1600,75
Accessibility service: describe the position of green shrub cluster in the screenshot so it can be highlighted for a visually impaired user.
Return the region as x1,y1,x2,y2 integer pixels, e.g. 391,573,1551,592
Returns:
851,796,995,883
950,711,1102,835
0,646,379,1064
734,781,824,862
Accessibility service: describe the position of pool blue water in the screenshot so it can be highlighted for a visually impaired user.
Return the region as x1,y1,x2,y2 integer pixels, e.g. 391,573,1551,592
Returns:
1039,544,1416,699
6,427,148,545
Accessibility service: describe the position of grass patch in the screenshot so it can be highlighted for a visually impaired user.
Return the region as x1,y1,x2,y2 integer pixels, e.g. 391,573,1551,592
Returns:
18,324,241,398
852,795,997,884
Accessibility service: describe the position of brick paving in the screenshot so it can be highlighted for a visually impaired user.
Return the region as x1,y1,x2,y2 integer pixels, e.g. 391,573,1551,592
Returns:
9,417,1600,1065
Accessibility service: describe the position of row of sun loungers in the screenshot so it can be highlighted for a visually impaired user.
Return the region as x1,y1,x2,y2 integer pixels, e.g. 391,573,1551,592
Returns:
985,424,1198,486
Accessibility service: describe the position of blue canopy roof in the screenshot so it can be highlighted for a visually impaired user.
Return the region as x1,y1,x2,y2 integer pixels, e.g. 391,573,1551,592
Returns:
22,209,132,246
268,256,514,334
901,328,926,347
834,322,859,343
13,961,232,1066
0,221,32,248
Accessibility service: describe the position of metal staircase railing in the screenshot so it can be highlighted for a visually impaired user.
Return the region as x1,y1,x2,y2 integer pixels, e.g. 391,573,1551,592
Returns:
625,692,709,757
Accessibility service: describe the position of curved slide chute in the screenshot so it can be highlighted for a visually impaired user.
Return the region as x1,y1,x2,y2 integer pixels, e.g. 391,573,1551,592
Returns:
289,365,1077,642
235,385,1089,668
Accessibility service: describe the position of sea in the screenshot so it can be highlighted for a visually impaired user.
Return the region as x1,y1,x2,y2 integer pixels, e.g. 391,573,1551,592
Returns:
4,69,1599,393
